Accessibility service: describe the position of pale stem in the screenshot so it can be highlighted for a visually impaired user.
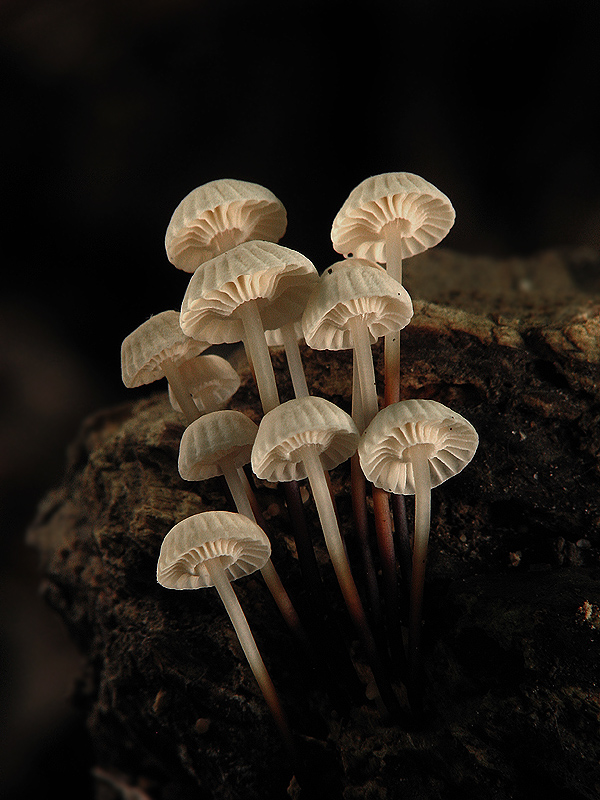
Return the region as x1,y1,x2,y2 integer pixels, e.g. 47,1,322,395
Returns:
238,467,265,522
204,557,297,760
348,315,379,430
219,457,311,655
350,352,381,626
407,444,432,704
384,219,404,285
351,350,365,433
298,445,352,591
237,300,280,414
219,455,254,520
160,358,201,425
298,444,403,720
383,220,404,406
280,323,309,398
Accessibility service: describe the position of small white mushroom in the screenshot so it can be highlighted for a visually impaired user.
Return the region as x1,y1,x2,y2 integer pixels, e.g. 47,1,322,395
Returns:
168,354,240,415
251,396,402,719
358,399,478,710
178,409,312,655
331,172,455,405
157,510,296,760
180,240,318,414
302,258,413,430
120,310,209,424
165,178,287,272
331,172,455,273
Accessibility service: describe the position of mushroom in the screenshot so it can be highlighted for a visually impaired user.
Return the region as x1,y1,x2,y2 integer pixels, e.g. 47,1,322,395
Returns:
120,310,209,424
302,258,413,430
168,354,240,415
156,510,297,761
178,409,307,648
302,259,413,663
180,240,319,414
165,178,287,272
331,172,455,405
251,395,402,719
358,399,478,711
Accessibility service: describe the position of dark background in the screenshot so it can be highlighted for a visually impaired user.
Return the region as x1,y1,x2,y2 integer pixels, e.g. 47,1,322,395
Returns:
0,1,599,797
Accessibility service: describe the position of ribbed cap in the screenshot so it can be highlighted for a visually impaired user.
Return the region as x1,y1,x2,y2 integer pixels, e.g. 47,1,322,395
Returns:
331,172,455,262
168,355,240,414
251,396,359,482
165,178,287,272
180,240,318,344
157,511,270,589
121,310,209,388
178,410,258,481
358,399,478,494
302,258,413,350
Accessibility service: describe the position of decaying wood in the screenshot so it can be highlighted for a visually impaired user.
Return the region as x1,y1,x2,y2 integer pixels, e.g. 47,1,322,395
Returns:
28,248,600,799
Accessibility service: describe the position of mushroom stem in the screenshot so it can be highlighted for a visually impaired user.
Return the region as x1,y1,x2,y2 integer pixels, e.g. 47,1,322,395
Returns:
298,444,402,720
204,557,297,762
351,452,382,629
159,358,201,424
372,486,405,677
407,443,433,713
237,300,280,413
350,352,382,629
383,220,404,406
280,323,309,398
219,457,311,653
220,456,255,520
279,478,364,704
391,491,412,595
384,219,404,285
348,315,379,430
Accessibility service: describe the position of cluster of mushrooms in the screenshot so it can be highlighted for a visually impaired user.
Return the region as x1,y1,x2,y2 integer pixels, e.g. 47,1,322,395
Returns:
120,173,479,772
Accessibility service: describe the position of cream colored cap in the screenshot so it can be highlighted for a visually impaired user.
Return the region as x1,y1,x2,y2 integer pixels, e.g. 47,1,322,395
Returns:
358,399,478,495
178,409,258,481
302,258,413,350
168,355,240,414
165,179,287,272
251,396,359,482
180,240,319,344
157,510,271,589
331,172,455,262
121,310,210,388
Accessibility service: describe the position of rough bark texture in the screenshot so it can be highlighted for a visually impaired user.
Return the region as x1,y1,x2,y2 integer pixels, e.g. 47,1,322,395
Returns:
28,248,600,800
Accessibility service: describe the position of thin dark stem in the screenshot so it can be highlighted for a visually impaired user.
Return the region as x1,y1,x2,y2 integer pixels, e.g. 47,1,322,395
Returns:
372,486,407,680
350,453,383,631
283,479,364,704
391,492,412,600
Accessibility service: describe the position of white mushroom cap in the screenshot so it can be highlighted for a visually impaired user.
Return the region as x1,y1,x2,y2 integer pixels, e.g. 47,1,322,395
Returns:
251,396,359,483
358,399,478,495
331,172,455,262
302,258,413,351
157,510,271,589
180,241,319,344
168,354,240,414
165,179,287,272
178,410,258,481
121,310,210,388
